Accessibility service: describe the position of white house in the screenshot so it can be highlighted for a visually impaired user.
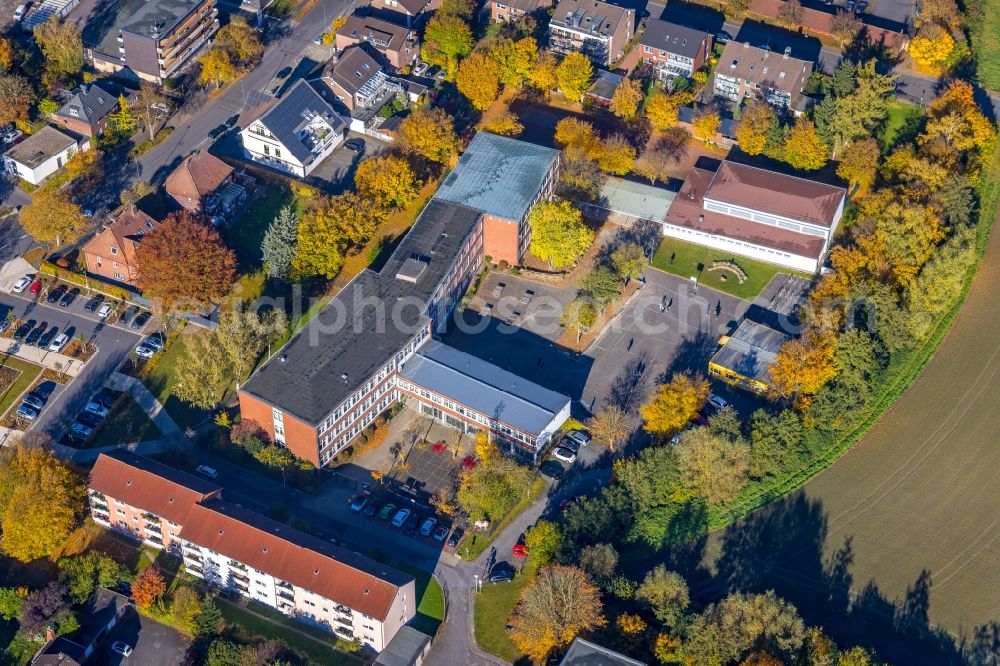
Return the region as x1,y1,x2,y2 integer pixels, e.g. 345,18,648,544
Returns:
3,126,89,186
663,161,846,273
240,79,347,178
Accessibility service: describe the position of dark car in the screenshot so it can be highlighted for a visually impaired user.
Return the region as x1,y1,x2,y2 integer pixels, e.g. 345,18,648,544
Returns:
539,460,564,480
13,319,35,341
403,514,420,536
84,294,104,312
59,287,80,307
46,284,67,303
38,326,59,349
24,322,47,346
344,138,365,153
208,123,229,139
76,409,103,427
91,388,119,410
21,393,45,411
118,305,139,325
489,562,515,584
276,66,293,79
446,527,465,548
716,30,732,42
131,311,151,330
363,501,379,518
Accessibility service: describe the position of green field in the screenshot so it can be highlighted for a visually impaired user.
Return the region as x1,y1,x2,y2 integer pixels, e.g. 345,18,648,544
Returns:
141,335,212,430
89,395,162,446
973,0,1000,90
473,559,539,661
0,357,42,419
651,237,811,300
394,563,445,635
879,99,924,150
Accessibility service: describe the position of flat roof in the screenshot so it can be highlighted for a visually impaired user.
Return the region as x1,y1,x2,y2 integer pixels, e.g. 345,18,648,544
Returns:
89,0,210,57
598,177,675,221
433,132,559,223
374,626,432,666
400,340,570,436
240,200,482,425
4,126,77,168
710,319,790,384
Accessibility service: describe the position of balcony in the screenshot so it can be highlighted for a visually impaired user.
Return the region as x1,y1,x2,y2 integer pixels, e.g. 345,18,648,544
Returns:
277,589,295,602
228,560,248,572
186,564,203,576
93,512,110,523
184,552,202,564
333,625,353,640
276,579,293,591
141,512,160,521
145,534,163,546
91,501,109,512
88,490,105,500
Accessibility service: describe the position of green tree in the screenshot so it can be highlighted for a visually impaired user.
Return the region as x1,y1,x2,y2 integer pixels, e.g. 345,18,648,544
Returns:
33,16,83,79
636,565,689,629
674,428,750,504
457,50,501,110
0,587,25,620
528,200,593,269
197,598,226,637
217,306,286,383
579,266,621,307
38,98,59,115
830,60,857,97
561,298,598,342
610,242,648,280
524,520,561,563
610,77,643,120
170,586,203,635
556,52,593,102
423,14,473,77
906,226,975,339
59,552,131,604
816,60,895,156
748,408,804,479
684,591,806,665
457,456,533,522
173,334,232,408
261,205,299,280
107,94,137,136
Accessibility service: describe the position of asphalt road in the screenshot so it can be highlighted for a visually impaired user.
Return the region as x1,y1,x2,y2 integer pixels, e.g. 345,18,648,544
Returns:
0,290,145,438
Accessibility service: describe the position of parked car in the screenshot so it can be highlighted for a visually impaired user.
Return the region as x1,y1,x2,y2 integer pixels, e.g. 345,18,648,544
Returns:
552,447,577,464
11,276,31,293
85,402,110,418
118,305,139,325
131,311,151,330
447,527,464,548
419,516,437,536
512,533,528,557
195,464,219,480
29,281,40,296
378,503,397,521
391,508,411,527
48,333,70,353
363,501,379,518
403,514,420,536
135,344,157,359
344,138,365,153
313,33,324,45
76,410,102,427
539,460,564,480
689,412,708,427
715,30,732,42
559,439,580,454
489,567,515,584
46,284,67,304
110,642,132,657
24,322,47,346
91,388,117,410
12,4,26,21
16,404,39,421
84,294,104,313
350,493,369,512
21,393,44,411
97,304,112,318
70,421,94,438
142,333,165,351
38,326,59,349
433,525,449,541
707,393,728,410
12,319,35,341
564,430,591,448
414,62,429,76
59,287,80,307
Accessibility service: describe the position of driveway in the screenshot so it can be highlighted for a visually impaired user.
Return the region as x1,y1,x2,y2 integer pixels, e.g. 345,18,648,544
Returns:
103,607,191,666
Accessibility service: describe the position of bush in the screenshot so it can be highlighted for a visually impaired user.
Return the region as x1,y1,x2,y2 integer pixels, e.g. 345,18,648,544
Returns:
128,127,175,159
54,257,70,269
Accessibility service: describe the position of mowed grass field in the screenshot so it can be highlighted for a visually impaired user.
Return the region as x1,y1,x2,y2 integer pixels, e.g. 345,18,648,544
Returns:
973,0,1000,91
700,196,1000,663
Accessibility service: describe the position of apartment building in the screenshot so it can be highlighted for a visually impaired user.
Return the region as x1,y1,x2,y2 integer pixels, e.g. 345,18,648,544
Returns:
639,19,712,80
89,0,219,84
663,160,845,273
369,0,436,27
88,451,416,652
322,45,397,111
432,132,560,265
548,0,635,67
335,15,419,72
489,0,553,24
713,41,813,112
240,80,347,178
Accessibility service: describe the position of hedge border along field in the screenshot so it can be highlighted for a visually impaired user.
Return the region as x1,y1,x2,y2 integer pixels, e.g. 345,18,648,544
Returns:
705,141,1000,531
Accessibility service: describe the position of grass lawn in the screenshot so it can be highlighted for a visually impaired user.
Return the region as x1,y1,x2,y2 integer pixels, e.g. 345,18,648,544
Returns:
222,184,294,273
973,0,1000,91
879,99,924,151
394,563,445,636
217,598,363,666
88,395,162,446
0,357,42,419
473,559,539,661
141,335,212,430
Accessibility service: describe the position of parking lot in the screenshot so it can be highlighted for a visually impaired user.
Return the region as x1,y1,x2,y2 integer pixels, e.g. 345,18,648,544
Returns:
103,606,192,666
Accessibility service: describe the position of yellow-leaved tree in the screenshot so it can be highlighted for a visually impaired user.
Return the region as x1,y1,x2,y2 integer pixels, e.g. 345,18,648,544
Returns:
836,138,879,194
353,155,420,208
782,117,829,171
480,110,524,137
398,107,459,163
768,331,839,409
735,100,776,155
528,200,594,269
556,52,593,102
610,77,643,121
909,23,954,74
456,50,501,111
640,373,709,437
644,92,689,131
597,134,636,175
691,109,721,142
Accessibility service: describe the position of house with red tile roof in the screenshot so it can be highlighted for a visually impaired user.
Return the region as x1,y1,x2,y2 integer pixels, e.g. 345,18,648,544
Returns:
164,150,238,213
81,206,160,287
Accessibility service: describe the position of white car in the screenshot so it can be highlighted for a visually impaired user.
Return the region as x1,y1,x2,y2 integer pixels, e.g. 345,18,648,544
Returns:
134,344,156,359
97,304,112,318
196,464,219,479
391,508,411,527
553,447,577,463
142,334,164,350
71,422,93,438
84,402,110,418
707,393,728,410
11,276,31,293
12,4,25,21
48,333,69,352
110,642,132,657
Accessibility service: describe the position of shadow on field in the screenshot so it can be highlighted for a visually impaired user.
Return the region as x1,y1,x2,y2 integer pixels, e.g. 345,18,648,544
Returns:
675,493,999,666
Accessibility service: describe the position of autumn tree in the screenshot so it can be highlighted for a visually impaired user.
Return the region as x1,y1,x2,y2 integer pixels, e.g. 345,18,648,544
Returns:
136,211,236,309
423,14,473,77
556,52,593,102
457,455,533,522
215,18,263,66
528,200,594,269
736,100,776,155
488,36,537,86
684,591,806,665
199,49,238,88
399,107,458,163
524,520,561,563
34,16,83,80
768,331,838,408
293,192,385,279
132,567,166,610
217,305,286,383
907,226,975,339
554,117,602,158
0,37,12,71
635,129,686,185
559,151,606,201
588,405,628,451
19,185,87,247
692,109,721,142
610,242,648,280
831,9,862,46
63,148,103,188
170,586,203,636
814,59,895,157
916,0,960,28
481,111,524,137
610,77,643,121
508,565,606,664
579,543,618,582
354,155,420,208
909,23,954,73
529,50,558,93
921,80,996,152
640,373,709,437
0,74,34,126
134,83,169,140
837,138,879,194
636,565,690,629
106,94,137,136
261,205,299,280
173,334,231,408
783,118,828,171
0,443,84,562
674,428,750,504
597,134,636,175
777,0,802,25
644,91,687,131
579,266,620,307
457,50,501,110
561,298,598,342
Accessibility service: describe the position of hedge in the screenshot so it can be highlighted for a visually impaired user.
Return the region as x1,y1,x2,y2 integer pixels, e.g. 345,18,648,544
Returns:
38,261,137,302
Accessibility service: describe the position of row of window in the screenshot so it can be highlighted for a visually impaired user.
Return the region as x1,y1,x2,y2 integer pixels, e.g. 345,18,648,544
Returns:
664,224,800,261
703,199,829,238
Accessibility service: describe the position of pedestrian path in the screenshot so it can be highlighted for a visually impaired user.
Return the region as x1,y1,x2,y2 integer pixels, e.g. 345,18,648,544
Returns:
107,372,183,439
0,338,86,377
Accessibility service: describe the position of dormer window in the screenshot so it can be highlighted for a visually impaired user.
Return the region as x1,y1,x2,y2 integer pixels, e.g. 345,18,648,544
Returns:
146,221,153,229
69,108,79,117
110,247,118,255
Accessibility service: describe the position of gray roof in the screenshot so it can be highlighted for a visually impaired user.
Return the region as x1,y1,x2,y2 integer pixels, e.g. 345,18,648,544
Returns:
641,19,710,59
255,79,346,164
560,638,647,666
587,69,622,101
597,177,675,221
433,132,559,223
4,126,78,168
240,200,482,425
374,626,432,666
710,319,791,384
55,82,121,124
550,0,633,37
400,341,571,436
328,46,383,97
119,0,208,39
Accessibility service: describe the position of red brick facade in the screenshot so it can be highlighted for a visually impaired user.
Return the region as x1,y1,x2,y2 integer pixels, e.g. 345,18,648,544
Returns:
237,392,321,466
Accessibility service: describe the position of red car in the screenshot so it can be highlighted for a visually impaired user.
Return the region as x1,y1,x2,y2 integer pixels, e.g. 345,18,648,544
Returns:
29,281,41,296
512,533,528,557
689,412,708,427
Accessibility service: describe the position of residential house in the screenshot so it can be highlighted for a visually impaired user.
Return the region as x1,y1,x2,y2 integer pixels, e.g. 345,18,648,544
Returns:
548,0,635,67
586,69,622,106
335,15,419,72
432,131,560,264
322,45,397,112
31,589,132,666
164,149,245,216
240,79,347,178
3,126,89,186
639,19,712,80
662,160,846,273
49,82,123,138
81,206,160,287
369,0,436,27
88,451,417,652
713,41,813,112
558,638,648,666
88,0,218,84
489,0,553,24
708,319,791,394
